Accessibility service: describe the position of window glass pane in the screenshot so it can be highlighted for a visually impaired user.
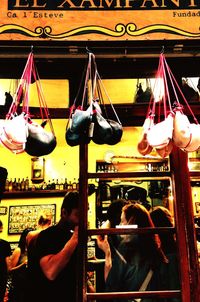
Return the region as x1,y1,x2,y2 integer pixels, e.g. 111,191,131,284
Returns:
30,79,69,108
181,77,200,102
0,78,69,107
87,176,181,297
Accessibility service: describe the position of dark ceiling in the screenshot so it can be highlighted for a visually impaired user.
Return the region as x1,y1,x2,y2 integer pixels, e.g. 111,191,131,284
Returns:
0,39,199,79
0,39,199,125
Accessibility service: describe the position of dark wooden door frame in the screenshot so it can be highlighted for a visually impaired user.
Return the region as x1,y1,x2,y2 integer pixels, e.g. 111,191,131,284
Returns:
77,144,200,301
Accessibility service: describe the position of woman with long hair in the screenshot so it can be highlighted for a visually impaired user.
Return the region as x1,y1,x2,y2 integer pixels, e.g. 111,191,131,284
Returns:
150,206,181,300
97,203,168,301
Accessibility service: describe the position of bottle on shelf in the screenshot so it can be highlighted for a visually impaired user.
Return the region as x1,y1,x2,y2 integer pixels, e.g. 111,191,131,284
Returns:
68,181,73,190
17,178,21,191
64,178,68,190
21,178,25,191
25,177,29,191
12,178,17,191
59,178,64,190
5,179,9,192
8,179,13,192
47,180,51,190
72,178,77,190
76,178,79,191
55,179,60,190
51,179,56,190
97,164,101,173
42,181,47,190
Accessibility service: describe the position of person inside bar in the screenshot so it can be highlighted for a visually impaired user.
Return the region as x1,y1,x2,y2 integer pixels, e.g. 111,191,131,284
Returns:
95,199,130,293
0,220,12,302
97,203,168,301
150,206,181,297
0,167,11,302
8,228,34,302
101,199,130,249
26,210,52,248
25,191,79,302
25,211,53,302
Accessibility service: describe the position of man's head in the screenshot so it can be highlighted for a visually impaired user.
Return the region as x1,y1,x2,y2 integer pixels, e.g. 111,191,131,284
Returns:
61,191,79,227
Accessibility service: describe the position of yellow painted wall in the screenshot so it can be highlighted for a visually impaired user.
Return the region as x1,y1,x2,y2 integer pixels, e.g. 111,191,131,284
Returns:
0,77,143,243
0,77,198,244
0,119,143,242
0,78,143,107
0,118,198,243
0,120,142,181
0,79,70,107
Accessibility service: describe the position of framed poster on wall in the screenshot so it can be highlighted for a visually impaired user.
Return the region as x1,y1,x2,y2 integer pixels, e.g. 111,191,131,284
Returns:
8,204,56,234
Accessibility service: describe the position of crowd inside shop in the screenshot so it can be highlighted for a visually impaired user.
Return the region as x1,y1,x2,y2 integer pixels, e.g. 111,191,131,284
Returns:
0,164,182,302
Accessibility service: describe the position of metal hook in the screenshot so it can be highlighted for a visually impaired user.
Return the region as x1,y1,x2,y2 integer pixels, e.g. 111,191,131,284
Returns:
160,45,165,54
86,47,95,60
86,46,92,54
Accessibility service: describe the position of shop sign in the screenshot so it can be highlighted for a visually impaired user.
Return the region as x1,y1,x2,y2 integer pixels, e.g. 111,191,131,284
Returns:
0,1,199,40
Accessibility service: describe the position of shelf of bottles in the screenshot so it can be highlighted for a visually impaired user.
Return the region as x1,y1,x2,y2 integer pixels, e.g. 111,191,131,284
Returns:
96,157,170,174
3,177,79,199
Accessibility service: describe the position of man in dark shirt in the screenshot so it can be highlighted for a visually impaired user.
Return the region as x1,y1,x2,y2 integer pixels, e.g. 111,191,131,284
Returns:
0,220,11,302
27,191,79,302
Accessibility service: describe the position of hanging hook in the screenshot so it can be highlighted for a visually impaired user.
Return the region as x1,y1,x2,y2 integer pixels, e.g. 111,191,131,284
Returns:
86,46,92,54
31,45,34,53
160,45,165,54
86,47,95,60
